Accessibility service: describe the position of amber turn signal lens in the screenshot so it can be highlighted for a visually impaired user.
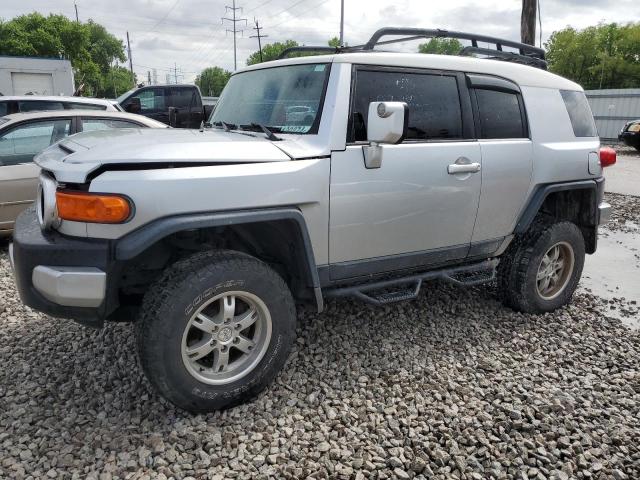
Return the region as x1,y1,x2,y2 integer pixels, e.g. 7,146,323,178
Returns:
56,191,132,223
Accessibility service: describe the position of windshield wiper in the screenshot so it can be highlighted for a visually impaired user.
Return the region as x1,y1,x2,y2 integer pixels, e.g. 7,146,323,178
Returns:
239,123,282,141
211,120,238,132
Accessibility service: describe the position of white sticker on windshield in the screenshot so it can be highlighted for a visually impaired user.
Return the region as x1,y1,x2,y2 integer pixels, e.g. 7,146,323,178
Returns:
314,65,326,72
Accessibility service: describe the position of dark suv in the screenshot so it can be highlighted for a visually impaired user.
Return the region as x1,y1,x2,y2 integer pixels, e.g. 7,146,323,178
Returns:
619,119,640,151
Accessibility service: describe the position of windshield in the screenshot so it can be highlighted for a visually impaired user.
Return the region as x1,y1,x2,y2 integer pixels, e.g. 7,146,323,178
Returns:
210,63,330,134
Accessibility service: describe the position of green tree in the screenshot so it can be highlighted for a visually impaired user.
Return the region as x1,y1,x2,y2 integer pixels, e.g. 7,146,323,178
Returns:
0,13,127,96
246,40,299,65
195,66,232,96
328,36,340,48
546,22,640,89
418,38,463,55
102,66,135,98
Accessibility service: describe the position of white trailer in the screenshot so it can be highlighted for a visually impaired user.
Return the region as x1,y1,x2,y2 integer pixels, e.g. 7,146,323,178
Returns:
0,56,74,96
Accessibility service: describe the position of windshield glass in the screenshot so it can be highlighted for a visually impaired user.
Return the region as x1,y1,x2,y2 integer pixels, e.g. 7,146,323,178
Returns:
210,63,330,134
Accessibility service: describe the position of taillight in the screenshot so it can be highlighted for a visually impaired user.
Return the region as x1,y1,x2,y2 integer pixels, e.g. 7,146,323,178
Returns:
56,191,132,223
599,147,616,168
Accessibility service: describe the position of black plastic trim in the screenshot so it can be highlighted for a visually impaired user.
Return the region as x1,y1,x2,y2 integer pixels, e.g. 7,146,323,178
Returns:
466,74,521,93
515,180,597,234
326,243,470,283
115,207,323,308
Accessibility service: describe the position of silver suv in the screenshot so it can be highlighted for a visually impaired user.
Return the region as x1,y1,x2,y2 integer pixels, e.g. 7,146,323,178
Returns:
9,28,615,412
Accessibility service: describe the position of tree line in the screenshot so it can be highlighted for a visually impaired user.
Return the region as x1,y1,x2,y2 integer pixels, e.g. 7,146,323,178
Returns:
0,13,134,97
1,12,638,98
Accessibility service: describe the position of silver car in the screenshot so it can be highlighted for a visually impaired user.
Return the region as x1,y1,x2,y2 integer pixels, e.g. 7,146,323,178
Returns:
0,110,166,235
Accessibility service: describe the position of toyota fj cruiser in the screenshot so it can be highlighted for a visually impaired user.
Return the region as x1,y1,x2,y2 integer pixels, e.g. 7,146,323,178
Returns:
10,28,615,412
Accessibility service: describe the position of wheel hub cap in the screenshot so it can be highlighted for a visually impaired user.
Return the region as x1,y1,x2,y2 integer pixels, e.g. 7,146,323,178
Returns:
536,241,575,300
181,291,272,385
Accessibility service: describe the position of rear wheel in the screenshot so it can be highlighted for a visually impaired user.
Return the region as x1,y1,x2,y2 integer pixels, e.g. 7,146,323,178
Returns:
136,250,296,412
498,221,585,313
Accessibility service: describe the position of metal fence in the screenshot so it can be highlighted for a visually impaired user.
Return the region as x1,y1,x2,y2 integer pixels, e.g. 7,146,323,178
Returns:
585,88,640,141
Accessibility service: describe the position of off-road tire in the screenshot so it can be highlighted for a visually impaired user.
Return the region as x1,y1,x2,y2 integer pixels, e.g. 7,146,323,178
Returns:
498,221,585,313
135,250,296,412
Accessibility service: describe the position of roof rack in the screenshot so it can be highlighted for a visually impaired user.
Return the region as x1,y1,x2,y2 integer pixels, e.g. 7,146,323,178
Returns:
277,27,547,70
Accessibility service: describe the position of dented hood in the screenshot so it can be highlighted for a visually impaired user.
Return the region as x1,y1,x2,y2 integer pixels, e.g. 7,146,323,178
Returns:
36,128,292,183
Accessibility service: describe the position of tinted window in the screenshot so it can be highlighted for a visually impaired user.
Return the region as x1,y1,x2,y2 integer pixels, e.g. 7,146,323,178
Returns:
66,102,107,110
0,119,71,166
0,102,7,116
171,88,196,108
475,89,526,139
18,100,64,112
560,90,597,137
122,88,166,113
351,70,463,141
81,118,142,132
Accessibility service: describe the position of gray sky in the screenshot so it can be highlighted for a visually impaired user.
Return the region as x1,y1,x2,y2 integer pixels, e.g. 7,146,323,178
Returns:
3,0,639,82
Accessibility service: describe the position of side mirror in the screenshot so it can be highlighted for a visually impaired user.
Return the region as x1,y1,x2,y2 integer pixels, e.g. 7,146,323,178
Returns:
168,106,177,127
364,101,408,169
125,97,141,114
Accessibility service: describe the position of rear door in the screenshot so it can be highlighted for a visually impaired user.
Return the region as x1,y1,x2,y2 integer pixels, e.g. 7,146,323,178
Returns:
467,75,533,247
170,87,202,128
0,118,73,231
329,66,482,280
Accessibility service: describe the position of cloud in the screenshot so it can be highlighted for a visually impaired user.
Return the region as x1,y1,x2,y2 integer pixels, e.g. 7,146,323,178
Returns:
2,0,639,82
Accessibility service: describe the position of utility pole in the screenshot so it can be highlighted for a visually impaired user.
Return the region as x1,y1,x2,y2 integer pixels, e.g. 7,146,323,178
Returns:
222,0,247,71
168,64,183,84
250,19,267,63
174,62,178,84
126,31,135,88
339,0,344,46
147,70,151,86
74,1,79,22
520,0,537,46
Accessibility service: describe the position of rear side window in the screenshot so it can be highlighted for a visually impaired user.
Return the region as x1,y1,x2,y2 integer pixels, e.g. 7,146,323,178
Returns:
350,69,463,141
0,102,7,116
560,90,597,137
66,102,107,110
18,100,64,112
81,118,143,132
474,89,526,139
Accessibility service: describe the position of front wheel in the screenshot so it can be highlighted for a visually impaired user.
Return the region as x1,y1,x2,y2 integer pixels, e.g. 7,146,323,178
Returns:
136,250,296,412
498,221,585,313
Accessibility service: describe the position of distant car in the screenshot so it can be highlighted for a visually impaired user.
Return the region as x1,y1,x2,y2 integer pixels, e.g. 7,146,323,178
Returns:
0,110,165,235
285,105,316,123
0,95,122,117
619,120,640,151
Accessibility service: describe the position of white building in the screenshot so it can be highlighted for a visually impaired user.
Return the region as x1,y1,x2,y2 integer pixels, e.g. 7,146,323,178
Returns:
0,56,75,96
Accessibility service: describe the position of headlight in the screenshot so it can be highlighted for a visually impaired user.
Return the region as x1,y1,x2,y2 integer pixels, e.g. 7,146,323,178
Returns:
37,172,60,231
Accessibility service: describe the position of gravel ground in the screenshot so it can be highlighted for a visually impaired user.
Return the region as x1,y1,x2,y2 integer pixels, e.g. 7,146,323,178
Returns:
1,220,640,479
604,193,640,233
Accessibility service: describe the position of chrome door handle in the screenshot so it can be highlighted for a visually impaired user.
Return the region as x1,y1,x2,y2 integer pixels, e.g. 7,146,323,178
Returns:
447,162,481,174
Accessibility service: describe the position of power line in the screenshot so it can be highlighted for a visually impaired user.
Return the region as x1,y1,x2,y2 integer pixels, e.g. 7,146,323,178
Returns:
249,18,268,62
222,0,248,70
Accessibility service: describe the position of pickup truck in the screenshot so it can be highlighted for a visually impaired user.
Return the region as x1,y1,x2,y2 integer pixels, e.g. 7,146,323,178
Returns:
116,84,213,129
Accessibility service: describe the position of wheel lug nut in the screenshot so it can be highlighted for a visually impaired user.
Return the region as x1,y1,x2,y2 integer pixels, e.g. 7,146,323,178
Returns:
233,338,239,344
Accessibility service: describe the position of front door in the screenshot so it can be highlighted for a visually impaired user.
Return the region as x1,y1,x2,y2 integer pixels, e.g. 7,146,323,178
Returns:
329,67,482,280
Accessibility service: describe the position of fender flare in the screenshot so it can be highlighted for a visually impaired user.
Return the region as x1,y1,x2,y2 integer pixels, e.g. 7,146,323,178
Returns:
114,207,324,312
514,179,601,234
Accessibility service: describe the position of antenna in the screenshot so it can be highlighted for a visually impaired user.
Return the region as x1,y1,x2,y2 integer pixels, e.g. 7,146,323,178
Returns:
222,0,248,70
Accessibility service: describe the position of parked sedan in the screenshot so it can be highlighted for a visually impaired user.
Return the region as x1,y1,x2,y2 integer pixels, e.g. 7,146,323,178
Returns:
619,119,640,151
0,110,166,235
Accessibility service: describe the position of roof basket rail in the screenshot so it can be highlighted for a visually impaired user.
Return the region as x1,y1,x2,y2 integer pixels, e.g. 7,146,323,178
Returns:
277,27,548,70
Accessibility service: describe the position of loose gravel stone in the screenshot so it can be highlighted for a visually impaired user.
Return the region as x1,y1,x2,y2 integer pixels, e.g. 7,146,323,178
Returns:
1,218,639,479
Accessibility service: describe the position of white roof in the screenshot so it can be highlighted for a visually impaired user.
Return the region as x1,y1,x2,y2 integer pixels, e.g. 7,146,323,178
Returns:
0,95,118,108
0,110,167,128
240,52,582,91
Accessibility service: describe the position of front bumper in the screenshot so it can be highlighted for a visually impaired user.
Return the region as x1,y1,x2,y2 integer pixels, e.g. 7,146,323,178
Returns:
10,207,115,327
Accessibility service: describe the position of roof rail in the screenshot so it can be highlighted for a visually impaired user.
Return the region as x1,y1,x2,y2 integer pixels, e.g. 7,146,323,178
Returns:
277,27,547,69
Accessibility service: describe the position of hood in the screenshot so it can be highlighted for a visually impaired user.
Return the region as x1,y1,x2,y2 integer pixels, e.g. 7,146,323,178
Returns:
36,128,292,183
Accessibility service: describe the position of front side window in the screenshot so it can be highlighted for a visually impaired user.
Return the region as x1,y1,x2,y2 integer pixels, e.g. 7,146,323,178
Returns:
560,90,597,137
211,63,330,134
171,88,197,109
350,69,463,142
81,118,142,132
121,88,166,113
18,100,64,112
0,119,71,166
475,89,526,139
